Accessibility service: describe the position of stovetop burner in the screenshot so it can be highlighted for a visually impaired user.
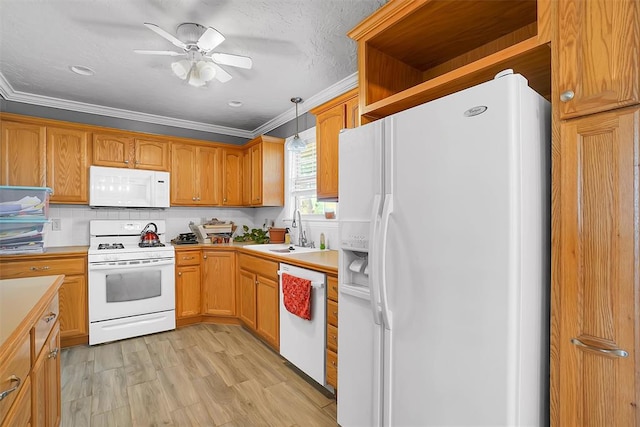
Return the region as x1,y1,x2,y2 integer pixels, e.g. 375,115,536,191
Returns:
138,242,166,248
97,243,125,250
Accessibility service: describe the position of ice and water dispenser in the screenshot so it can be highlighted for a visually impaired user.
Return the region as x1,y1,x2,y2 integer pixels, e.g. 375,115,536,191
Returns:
339,221,370,288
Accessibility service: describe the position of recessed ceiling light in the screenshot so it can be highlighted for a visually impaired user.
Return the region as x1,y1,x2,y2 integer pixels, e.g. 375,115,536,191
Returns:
228,100,243,108
69,65,95,76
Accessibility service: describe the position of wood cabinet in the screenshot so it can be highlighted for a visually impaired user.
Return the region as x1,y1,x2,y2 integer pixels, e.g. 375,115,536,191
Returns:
93,133,169,171
175,249,202,320
171,142,220,206
348,0,551,121
242,149,251,206
325,275,338,389
222,148,243,206
0,254,88,348
554,107,639,426
557,0,639,119
46,126,91,204
0,120,46,186
32,322,60,427
237,254,279,349
311,89,359,201
202,250,236,316
242,135,285,206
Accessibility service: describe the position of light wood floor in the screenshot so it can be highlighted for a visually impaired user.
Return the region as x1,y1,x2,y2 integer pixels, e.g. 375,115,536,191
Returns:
61,324,337,426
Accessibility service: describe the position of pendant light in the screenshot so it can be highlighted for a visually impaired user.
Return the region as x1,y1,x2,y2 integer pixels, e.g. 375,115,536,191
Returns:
287,97,307,152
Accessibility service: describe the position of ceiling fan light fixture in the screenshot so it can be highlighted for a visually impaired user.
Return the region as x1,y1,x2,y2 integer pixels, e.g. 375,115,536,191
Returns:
188,66,206,87
196,61,216,82
171,60,190,80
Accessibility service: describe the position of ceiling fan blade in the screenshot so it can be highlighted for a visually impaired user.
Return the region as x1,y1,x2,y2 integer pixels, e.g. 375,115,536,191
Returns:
134,50,185,56
210,63,233,83
144,23,186,50
210,53,253,69
197,27,225,52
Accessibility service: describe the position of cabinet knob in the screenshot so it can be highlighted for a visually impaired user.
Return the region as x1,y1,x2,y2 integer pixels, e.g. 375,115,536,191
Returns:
47,348,59,359
178,272,182,276
124,160,129,164
223,198,227,202
135,160,140,165
331,361,337,366
196,197,201,201
560,90,575,102
192,197,196,201
204,255,207,259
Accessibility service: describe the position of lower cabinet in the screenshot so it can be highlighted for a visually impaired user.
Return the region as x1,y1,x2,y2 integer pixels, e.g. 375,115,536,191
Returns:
202,250,236,316
238,254,280,350
175,250,201,321
326,275,338,389
32,322,61,427
0,254,88,347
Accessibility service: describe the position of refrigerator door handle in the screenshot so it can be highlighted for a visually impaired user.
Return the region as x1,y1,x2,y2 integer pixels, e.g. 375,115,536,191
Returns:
379,194,394,330
369,194,383,325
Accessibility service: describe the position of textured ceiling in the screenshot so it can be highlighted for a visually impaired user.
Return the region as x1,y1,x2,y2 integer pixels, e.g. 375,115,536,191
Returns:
0,0,384,136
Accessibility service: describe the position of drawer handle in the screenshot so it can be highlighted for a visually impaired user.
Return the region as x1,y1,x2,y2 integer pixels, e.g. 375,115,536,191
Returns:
0,375,21,401
331,361,337,366
43,312,57,323
331,335,337,340
571,338,628,358
30,266,50,271
48,348,60,359
182,256,195,260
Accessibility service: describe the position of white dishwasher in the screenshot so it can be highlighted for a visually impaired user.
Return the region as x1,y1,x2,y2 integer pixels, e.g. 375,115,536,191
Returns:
278,263,327,386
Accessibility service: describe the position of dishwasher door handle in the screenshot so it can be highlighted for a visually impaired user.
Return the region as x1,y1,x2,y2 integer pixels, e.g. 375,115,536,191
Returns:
277,270,325,289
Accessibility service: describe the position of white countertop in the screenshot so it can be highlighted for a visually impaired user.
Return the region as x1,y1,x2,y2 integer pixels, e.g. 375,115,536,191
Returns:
0,275,62,347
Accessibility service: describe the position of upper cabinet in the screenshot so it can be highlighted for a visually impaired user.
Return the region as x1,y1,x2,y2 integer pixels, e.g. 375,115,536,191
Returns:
557,0,639,119
311,88,359,201
171,143,220,206
0,120,46,187
243,135,285,207
222,148,244,206
348,0,551,122
93,133,170,171
46,126,91,204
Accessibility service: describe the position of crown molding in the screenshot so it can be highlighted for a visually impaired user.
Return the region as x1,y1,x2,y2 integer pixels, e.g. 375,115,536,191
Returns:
0,71,357,138
252,72,358,135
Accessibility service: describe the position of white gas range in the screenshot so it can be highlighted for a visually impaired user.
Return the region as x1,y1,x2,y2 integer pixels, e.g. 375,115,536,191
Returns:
88,220,175,345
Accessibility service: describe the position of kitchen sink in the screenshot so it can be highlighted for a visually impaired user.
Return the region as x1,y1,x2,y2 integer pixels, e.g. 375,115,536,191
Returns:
243,243,324,255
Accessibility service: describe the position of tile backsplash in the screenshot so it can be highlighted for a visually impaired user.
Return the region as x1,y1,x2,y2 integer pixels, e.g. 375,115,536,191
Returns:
46,205,339,250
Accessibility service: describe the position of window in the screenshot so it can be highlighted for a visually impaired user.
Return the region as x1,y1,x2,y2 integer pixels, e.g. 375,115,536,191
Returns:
287,128,337,218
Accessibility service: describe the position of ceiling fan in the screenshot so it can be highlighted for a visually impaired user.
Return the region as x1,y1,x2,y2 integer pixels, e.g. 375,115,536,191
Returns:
135,22,252,87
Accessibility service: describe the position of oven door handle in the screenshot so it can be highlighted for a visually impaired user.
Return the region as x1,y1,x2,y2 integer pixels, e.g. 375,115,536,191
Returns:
89,258,175,269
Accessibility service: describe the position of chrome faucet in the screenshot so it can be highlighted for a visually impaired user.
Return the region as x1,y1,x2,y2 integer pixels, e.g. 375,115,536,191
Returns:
291,209,310,247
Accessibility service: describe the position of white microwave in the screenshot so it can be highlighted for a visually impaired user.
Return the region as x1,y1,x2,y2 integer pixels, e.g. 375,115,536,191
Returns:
89,166,170,208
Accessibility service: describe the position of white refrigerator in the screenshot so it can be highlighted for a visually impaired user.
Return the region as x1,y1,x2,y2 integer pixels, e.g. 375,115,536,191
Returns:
337,72,550,427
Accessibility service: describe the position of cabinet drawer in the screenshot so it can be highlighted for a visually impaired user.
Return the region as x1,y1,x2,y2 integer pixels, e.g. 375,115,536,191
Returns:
327,323,338,352
33,294,59,358
326,349,338,388
0,333,30,424
327,299,338,327
0,257,85,279
327,275,338,301
175,250,200,266
238,254,278,279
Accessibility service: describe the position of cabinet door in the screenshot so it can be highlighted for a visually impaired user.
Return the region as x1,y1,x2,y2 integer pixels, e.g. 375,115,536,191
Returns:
134,138,169,171
256,275,279,349
170,143,197,205
556,107,639,427
32,341,46,426
46,126,90,203
315,104,345,200
46,323,61,427
222,148,243,206
242,149,251,205
58,275,88,340
345,95,360,129
202,251,236,316
0,120,46,186
250,144,263,205
197,145,220,205
176,265,201,319
558,0,639,119
238,269,256,330
92,133,133,168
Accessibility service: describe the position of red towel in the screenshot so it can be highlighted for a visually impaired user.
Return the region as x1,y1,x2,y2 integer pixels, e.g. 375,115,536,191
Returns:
282,273,312,320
